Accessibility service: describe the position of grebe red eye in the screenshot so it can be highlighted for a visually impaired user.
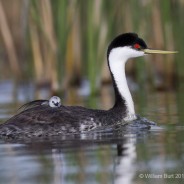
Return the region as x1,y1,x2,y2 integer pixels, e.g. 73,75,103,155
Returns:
134,44,141,49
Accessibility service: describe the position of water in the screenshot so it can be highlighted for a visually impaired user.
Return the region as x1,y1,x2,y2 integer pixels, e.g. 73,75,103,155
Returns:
0,81,184,184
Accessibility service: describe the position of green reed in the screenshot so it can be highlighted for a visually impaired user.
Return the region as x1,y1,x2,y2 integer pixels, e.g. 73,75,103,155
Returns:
0,0,182,93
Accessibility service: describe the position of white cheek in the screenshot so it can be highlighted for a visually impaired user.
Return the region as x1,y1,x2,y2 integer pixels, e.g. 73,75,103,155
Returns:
129,50,144,58
122,47,144,58
109,47,144,61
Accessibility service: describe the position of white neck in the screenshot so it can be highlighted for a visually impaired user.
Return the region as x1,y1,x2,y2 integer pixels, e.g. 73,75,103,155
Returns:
108,47,144,121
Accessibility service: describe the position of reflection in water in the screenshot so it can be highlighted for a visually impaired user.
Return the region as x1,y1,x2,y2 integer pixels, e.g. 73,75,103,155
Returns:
52,149,64,184
115,135,136,184
50,135,137,184
0,132,141,184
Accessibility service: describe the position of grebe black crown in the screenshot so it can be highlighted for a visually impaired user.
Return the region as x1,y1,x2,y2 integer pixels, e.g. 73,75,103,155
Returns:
107,33,147,57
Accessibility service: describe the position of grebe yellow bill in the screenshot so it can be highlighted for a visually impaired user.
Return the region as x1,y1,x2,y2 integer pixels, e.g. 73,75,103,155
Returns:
0,33,177,140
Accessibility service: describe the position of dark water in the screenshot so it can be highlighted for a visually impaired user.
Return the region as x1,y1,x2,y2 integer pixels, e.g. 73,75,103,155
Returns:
0,81,184,184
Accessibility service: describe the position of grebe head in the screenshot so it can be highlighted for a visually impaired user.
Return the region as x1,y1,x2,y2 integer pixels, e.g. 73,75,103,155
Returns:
49,96,61,107
107,33,177,121
107,33,177,61
107,33,147,61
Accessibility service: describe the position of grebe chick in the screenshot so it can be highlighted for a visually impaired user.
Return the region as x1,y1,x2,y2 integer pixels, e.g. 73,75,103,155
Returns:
48,96,61,107
0,33,177,139
18,96,61,112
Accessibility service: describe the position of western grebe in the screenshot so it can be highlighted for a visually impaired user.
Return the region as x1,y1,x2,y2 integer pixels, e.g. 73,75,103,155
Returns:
0,33,177,139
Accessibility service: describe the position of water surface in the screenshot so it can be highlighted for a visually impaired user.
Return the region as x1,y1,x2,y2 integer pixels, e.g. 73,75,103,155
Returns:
0,81,184,184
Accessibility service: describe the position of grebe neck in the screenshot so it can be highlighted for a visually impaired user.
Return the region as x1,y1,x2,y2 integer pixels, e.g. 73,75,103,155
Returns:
108,47,136,121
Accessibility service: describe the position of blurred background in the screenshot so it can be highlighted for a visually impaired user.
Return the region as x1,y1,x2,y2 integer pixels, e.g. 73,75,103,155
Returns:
0,0,183,115
1,1,184,184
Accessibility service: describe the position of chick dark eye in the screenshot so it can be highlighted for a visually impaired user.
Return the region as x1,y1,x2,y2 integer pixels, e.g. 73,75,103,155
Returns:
133,43,141,49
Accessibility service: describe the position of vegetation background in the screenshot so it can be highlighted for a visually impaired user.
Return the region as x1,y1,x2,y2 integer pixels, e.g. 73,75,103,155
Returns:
0,0,183,101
